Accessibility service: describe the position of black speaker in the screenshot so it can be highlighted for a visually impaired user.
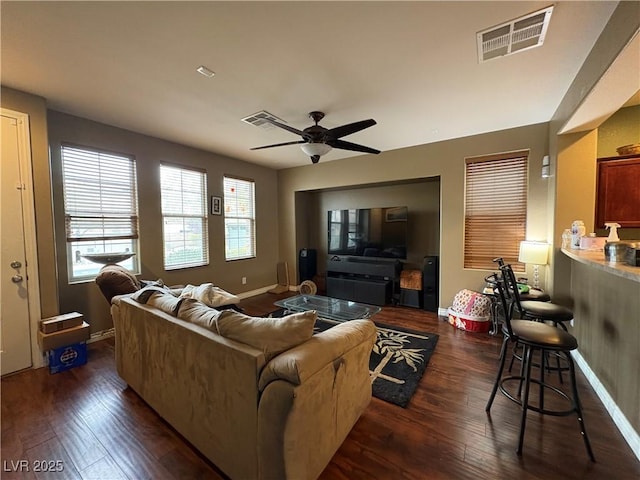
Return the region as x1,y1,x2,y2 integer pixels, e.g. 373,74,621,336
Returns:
423,255,439,312
298,248,317,282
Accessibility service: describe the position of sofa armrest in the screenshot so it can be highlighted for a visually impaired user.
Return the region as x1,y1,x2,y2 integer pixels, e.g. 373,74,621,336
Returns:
258,319,376,391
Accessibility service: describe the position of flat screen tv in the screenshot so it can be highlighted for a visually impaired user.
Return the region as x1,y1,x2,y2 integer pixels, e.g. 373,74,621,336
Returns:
327,206,408,259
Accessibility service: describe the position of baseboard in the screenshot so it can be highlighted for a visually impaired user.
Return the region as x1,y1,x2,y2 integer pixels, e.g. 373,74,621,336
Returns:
88,327,115,343
236,284,279,299
572,349,640,461
437,307,448,318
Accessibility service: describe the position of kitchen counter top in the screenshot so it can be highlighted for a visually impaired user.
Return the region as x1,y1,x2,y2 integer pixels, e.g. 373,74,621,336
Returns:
561,248,640,282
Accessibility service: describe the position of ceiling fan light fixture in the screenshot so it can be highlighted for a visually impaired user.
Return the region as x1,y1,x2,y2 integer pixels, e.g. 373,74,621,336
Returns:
300,142,332,157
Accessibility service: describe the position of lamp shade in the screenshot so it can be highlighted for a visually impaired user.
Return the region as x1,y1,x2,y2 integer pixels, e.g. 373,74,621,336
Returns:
300,142,332,157
518,241,549,265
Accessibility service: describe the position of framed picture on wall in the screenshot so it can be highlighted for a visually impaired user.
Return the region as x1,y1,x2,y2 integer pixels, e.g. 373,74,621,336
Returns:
211,196,222,215
385,206,408,222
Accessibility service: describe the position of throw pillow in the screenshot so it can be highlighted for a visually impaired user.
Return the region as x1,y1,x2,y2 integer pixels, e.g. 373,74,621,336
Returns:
95,264,141,303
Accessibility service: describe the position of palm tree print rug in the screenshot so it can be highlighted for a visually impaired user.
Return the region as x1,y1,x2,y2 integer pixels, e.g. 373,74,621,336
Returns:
314,318,438,407
270,309,439,407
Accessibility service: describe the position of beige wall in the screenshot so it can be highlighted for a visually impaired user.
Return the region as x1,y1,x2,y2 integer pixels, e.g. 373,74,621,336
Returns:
597,105,640,159
552,130,599,304
278,122,550,310
47,111,280,333
1,87,59,318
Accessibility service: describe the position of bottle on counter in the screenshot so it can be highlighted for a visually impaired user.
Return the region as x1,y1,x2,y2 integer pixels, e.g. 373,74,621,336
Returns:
562,229,572,249
571,220,586,249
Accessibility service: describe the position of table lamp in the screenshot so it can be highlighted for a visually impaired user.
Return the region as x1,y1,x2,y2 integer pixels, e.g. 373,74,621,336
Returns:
518,241,549,289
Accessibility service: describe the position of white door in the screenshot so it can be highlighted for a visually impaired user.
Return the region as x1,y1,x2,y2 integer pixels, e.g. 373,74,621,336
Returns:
1,113,33,375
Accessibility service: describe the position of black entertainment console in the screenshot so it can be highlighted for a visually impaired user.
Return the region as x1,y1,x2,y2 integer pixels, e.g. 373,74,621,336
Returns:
326,258,402,306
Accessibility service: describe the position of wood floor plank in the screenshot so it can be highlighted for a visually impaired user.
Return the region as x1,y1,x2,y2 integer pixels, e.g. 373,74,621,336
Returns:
47,411,109,472
79,407,175,480
2,291,639,479
25,436,81,480
77,456,127,480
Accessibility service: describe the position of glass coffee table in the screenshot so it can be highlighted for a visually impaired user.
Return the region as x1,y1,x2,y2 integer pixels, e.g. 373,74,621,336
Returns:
274,295,381,322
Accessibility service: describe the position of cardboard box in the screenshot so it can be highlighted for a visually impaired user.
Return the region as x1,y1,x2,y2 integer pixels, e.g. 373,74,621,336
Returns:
38,322,90,351
40,312,84,334
47,342,87,374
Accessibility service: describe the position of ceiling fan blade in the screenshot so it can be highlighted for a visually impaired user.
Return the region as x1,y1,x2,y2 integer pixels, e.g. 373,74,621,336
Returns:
327,119,376,139
250,140,306,150
327,139,380,154
259,117,306,137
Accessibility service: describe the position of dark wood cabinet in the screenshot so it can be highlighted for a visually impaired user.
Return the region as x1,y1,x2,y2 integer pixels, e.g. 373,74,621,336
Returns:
595,154,640,228
326,258,401,306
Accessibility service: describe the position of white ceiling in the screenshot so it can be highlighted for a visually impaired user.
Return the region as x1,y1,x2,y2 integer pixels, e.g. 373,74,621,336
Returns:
0,1,625,169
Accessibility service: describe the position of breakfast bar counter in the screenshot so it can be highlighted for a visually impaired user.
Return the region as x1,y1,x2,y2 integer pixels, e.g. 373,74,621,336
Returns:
561,247,640,282
560,248,640,459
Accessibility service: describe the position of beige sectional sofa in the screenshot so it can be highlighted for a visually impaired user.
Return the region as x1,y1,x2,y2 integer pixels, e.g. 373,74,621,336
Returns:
110,289,376,480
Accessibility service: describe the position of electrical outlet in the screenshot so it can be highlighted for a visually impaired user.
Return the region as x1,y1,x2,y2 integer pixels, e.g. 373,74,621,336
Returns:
242,277,247,285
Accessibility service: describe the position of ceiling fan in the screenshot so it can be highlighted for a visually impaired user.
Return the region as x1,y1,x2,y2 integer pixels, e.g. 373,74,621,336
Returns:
250,111,380,164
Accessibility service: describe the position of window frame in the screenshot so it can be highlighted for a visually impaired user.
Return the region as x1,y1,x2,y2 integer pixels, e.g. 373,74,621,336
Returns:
160,163,209,270
61,143,140,283
463,150,529,271
223,175,256,261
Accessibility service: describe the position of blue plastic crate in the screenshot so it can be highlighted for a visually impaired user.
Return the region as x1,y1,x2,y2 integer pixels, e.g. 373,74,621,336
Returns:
47,342,87,374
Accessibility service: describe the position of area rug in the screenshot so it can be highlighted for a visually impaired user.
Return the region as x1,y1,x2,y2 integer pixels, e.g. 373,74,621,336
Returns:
269,309,439,407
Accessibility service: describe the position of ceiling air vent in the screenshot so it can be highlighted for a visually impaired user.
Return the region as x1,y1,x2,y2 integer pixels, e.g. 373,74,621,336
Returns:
241,110,286,130
477,5,554,63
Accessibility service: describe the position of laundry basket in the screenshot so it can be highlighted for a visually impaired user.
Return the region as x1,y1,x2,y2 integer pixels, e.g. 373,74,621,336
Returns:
447,289,491,333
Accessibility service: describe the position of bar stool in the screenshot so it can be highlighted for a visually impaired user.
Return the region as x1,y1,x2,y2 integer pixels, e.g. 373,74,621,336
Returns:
484,273,595,461
492,257,551,303
500,263,576,383
501,263,573,330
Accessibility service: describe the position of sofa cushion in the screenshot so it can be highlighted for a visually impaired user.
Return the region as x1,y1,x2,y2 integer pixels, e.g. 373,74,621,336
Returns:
177,300,316,360
95,264,140,303
179,283,240,307
258,319,376,390
177,298,223,329
147,292,182,316
216,310,316,360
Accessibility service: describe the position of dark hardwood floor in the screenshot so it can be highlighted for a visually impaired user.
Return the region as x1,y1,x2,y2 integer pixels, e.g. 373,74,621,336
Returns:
2,292,639,479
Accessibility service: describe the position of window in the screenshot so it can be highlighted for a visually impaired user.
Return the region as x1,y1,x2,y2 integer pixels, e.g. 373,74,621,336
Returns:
61,145,139,282
223,176,255,260
464,151,528,270
161,164,209,269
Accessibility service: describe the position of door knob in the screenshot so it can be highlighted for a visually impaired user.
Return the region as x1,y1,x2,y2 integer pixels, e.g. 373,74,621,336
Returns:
11,275,23,283
10,261,22,269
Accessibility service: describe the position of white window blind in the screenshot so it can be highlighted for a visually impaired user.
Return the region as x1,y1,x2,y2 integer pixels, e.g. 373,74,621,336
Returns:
61,145,139,282
464,151,528,270
223,176,256,261
161,164,209,269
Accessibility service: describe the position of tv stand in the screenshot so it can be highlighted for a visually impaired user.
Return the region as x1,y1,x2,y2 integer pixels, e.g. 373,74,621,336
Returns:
326,257,401,306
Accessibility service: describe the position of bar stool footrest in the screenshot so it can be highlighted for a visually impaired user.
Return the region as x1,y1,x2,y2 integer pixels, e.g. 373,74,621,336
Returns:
498,376,577,416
